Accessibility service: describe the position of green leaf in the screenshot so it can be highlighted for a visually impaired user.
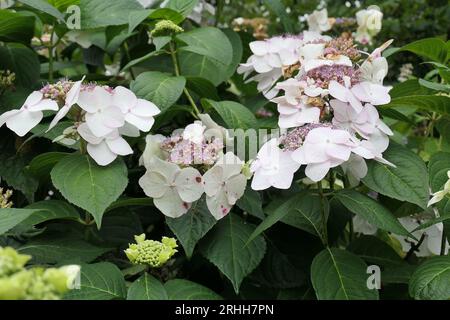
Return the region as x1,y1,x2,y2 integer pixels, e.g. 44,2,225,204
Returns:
236,188,264,219
28,152,69,181
165,0,199,17
428,151,450,216
47,0,80,11
262,192,325,240
222,28,243,80
131,71,186,112
281,194,327,238
65,262,127,300
419,79,450,93
19,0,65,21
18,238,110,264
311,248,379,300
409,255,450,300
177,28,234,86
50,154,128,228
383,95,450,116
15,200,80,231
382,265,417,285
335,190,411,237
202,99,257,129
166,197,216,258
186,77,220,100
0,43,40,88
176,27,232,66
0,209,35,235
106,198,153,212
362,142,429,209
79,0,143,29
389,79,433,99
378,108,414,125
398,38,448,63
0,10,35,43
127,274,168,300
0,154,38,202
348,235,404,267
428,152,450,193
92,210,143,246
250,242,306,289
200,214,266,293
164,279,222,300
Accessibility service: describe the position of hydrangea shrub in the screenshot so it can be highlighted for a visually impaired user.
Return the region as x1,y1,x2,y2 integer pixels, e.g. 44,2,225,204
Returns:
0,0,449,301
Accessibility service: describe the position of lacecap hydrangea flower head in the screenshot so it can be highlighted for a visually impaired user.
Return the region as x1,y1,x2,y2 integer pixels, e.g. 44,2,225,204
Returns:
139,114,247,220
241,18,394,190
0,77,160,166
125,234,178,268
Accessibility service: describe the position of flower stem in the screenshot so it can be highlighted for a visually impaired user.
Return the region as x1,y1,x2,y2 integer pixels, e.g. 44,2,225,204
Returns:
123,42,136,80
317,182,329,246
440,229,447,255
79,139,87,155
169,41,201,117
405,233,426,261
48,29,55,82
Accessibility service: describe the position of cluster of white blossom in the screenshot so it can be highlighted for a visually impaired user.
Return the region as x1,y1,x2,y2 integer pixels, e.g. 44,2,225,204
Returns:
139,115,248,220
0,77,160,166
241,31,395,189
306,6,383,45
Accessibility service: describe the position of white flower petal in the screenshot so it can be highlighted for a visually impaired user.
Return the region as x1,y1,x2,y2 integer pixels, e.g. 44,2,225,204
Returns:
206,190,232,220
87,141,117,166
125,113,155,132
139,171,169,198
154,188,190,218
175,167,204,202
203,166,223,197
28,99,58,112
113,86,137,113
134,99,160,117
305,162,331,182
6,109,43,137
23,91,44,107
78,86,112,113
224,174,246,205
106,136,133,156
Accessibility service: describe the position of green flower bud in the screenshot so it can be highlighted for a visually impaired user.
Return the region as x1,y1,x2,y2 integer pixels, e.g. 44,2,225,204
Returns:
43,268,71,294
242,161,253,180
0,70,15,88
0,188,13,208
0,247,31,278
151,20,184,37
125,234,178,268
0,276,27,300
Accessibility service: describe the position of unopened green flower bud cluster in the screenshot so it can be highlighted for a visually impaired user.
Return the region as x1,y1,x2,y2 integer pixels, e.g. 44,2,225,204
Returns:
0,246,80,300
151,20,184,37
0,188,13,208
0,70,15,88
125,234,178,268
